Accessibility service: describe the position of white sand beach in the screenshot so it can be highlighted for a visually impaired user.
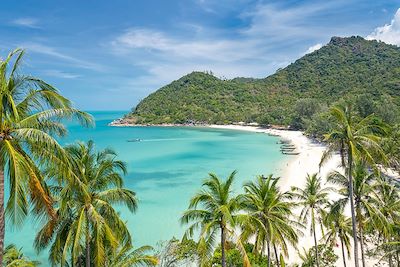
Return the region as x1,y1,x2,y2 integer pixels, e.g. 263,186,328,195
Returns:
209,125,383,267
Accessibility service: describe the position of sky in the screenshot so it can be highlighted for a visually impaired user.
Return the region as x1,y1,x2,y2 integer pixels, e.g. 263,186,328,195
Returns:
1,0,399,110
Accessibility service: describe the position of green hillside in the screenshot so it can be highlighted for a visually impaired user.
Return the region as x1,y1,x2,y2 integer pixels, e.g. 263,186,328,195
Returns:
124,36,400,128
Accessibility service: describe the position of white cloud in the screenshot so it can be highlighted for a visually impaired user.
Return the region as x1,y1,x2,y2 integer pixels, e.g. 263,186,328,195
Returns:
42,70,81,79
305,43,323,54
366,8,400,46
109,1,359,95
240,1,346,40
12,18,40,28
21,42,104,71
112,28,262,62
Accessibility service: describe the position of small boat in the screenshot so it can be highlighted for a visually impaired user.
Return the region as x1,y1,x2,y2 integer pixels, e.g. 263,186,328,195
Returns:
282,152,300,155
281,148,296,152
127,138,142,142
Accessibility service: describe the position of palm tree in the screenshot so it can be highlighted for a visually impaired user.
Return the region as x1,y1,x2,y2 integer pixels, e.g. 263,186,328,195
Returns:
327,162,386,267
180,171,240,267
322,202,352,267
321,103,389,267
0,49,92,265
291,173,330,267
239,175,300,266
34,141,137,267
106,244,158,267
297,247,314,267
370,177,400,266
3,244,40,267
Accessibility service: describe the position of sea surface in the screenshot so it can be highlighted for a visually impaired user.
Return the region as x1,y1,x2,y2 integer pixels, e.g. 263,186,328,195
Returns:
5,111,287,264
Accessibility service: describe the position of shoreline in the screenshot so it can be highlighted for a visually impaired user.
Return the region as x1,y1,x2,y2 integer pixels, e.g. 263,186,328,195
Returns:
207,125,340,190
109,122,388,266
208,125,351,266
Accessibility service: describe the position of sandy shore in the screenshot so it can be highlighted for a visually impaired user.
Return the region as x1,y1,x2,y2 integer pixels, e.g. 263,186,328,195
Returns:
209,125,378,266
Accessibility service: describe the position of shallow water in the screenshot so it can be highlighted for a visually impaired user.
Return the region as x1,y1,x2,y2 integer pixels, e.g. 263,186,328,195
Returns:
5,111,287,264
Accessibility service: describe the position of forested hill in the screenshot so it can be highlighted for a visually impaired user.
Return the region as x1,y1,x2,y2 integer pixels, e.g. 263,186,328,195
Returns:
123,36,400,128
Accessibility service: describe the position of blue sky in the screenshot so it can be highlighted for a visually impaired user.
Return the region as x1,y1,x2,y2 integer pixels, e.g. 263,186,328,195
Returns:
1,0,399,110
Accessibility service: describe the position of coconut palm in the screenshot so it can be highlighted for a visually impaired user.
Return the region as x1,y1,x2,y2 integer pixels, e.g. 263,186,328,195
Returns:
180,171,240,267
239,175,300,266
106,244,158,267
322,202,352,267
0,49,92,265
370,177,400,266
34,141,137,267
321,103,389,267
327,162,387,267
297,247,314,267
291,173,330,267
3,244,40,267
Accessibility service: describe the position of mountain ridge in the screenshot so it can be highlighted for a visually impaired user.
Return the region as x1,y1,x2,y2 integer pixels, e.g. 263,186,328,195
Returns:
119,36,400,127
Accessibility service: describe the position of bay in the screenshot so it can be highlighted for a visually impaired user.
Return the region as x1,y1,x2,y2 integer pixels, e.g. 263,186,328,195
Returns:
5,111,287,264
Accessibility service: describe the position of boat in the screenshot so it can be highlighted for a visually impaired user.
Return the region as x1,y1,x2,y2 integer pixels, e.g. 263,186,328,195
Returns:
282,152,300,155
127,138,142,142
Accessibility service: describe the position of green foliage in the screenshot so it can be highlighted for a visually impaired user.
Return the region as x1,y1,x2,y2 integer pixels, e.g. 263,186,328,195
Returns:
156,238,199,267
180,171,242,266
3,244,40,267
0,48,93,228
34,141,137,266
239,175,299,259
297,245,338,267
211,243,268,267
125,36,400,128
106,244,158,267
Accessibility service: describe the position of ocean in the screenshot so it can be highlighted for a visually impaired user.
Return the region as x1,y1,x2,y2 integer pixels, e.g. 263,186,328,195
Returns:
5,111,287,264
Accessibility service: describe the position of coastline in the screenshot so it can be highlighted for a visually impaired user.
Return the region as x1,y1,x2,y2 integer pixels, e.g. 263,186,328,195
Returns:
207,125,340,190
109,122,386,266
208,125,352,266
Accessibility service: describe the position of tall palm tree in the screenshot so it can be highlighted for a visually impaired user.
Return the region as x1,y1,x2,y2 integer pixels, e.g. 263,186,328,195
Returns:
370,177,400,266
106,244,158,267
322,202,352,267
320,103,389,267
34,141,137,267
328,162,386,267
0,49,92,265
180,171,240,267
239,175,300,267
3,244,40,267
291,173,330,267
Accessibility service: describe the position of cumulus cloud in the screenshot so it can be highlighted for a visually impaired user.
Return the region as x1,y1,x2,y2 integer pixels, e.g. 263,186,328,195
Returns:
12,18,40,28
305,43,323,54
366,8,400,46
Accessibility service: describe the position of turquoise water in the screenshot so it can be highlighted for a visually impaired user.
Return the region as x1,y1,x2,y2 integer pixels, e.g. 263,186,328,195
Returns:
5,111,287,263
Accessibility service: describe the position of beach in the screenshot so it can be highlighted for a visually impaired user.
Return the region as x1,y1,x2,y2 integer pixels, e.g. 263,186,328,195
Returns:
209,125,379,267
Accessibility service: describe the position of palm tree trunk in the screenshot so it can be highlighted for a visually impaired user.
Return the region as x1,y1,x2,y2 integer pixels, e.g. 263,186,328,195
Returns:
396,250,399,267
347,152,360,267
273,244,280,266
0,168,4,266
386,237,394,267
221,224,226,267
267,238,271,267
85,210,90,267
340,237,347,267
356,217,367,267
358,223,366,267
312,219,320,267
